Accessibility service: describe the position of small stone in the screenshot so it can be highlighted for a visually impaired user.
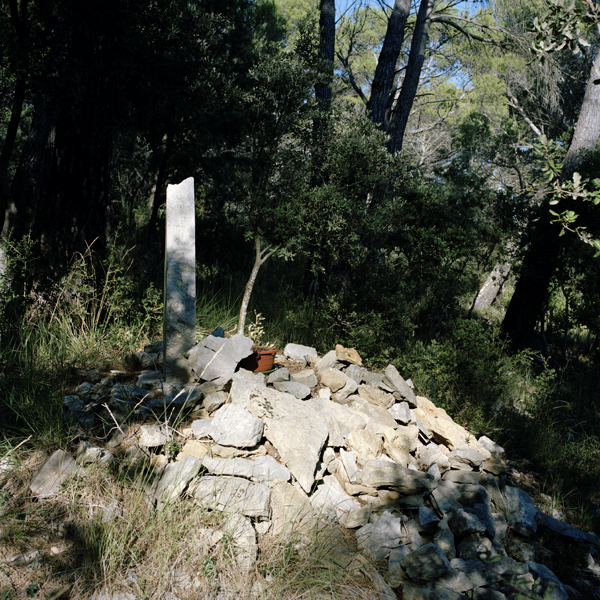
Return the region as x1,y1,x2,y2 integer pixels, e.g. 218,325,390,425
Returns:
292,369,318,388
273,380,311,399
319,368,347,392
139,424,170,447
267,367,291,383
283,343,318,363
206,403,264,448
401,543,451,584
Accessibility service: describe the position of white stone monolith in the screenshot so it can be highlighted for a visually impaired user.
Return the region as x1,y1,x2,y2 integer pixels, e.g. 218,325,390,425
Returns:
163,177,196,381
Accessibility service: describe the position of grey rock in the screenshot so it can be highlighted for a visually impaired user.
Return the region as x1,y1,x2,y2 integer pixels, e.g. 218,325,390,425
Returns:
292,368,318,388
448,509,486,537
431,482,463,515
319,368,347,392
389,401,415,425
283,343,318,363
477,435,504,456
345,364,366,384
227,513,257,571
229,369,265,408
190,418,213,438
434,515,456,560
357,385,395,409
448,445,485,470
339,448,361,483
144,340,163,354
389,545,412,587
76,442,113,466
539,512,596,545
472,589,507,600
360,458,436,494
30,450,77,498
349,397,400,430
478,473,507,515
315,350,340,372
333,372,359,402
527,561,568,600
444,471,479,485
201,454,290,483
154,456,202,504
453,558,501,587
269,479,318,537
346,427,384,460
503,485,540,536
206,403,264,447
267,367,290,383
136,369,165,389
418,444,450,473
419,504,441,531
190,475,270,519
401,543,452,584
202,391,228,414
435,567,474,593
139,424,171,447
393,424,420,453
187,334,253,382
273,380,311,400
248,387,328,493
356,510,404,561
384,364,417,406
305,398,367,447
465,502,496,538
310,475,361,524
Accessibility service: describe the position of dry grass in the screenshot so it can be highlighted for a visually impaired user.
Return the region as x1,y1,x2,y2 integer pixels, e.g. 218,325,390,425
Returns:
0,445,380,600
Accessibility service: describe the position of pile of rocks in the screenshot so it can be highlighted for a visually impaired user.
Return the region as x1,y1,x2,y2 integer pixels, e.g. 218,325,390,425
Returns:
25,336,600,599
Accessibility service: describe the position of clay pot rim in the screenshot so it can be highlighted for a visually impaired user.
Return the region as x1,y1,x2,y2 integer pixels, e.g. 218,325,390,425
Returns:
252,346,279,353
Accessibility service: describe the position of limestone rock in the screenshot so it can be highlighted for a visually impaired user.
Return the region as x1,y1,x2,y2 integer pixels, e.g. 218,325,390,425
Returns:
401,543,452,584
283,343,318,363
310,475,361,524
190,475,270,519
448,445,485,470
335,344,363,366
139,424,171,447
503,486,540,537
389,401,415,425
30,450,77,498
360,458,436,494
346,364,367,384
315,350,340,372
292,369,318,388
356,510,403,561
267,367,290,383
384,364,417,406
154,456,202,504
206,403,264,447
273,380,311,400
357,385,395,409
248,388,328,493
346,428,384,460
350,397,399,430
527,561,568,600
412,407,467,451
226,513,257,571
305,398,367,447
187,334,253,382
229,369,266,408
393,424,420,453
269,480,318,536
319,368,347,392
201,454,290,483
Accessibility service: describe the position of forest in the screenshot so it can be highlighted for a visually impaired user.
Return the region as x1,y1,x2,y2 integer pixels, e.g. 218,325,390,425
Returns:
3,0,600,588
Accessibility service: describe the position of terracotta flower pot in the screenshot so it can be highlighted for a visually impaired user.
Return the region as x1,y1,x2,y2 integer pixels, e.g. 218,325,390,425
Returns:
238,347,278,373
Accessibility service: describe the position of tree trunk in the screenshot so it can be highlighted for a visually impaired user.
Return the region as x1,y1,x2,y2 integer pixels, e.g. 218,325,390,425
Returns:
502,49,600,348
237,235,277,336
366,0,411,130
389,0,435,154
315,0,335,107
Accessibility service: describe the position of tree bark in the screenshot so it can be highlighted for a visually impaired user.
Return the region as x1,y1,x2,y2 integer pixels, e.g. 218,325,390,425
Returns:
389,0,435,154
502,49,600,348
366,0,411,130
237,235,277,336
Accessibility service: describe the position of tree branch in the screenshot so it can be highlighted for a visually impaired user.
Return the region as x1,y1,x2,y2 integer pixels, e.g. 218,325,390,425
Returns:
430,16,503,45
506,94,542,137
337,51,368,104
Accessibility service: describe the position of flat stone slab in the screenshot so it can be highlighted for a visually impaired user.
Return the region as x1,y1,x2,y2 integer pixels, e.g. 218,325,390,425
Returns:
349,397,399,430
227,514,257,571
272,380,311,399
389,401,415,424
139,424,171,447
361,458,436,494
154,455,202,504
503,486,540,537
189,475,270,519
291,369,318,388
248,388,328,493
305,398,367,447
205,403,264,447
201,454,290,483
384,364,417,406
356,511,403,561
229,369,266,408
357,385,395,409
269,480,319,537
283,343,318,363
30,450,77,498
402,543,452,584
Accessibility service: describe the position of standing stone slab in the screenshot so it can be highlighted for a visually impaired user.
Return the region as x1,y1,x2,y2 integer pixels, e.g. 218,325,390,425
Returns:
201,455,290,483
163,177,196,381
248,388,328,493
30,450,77,498
153,456,202,504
